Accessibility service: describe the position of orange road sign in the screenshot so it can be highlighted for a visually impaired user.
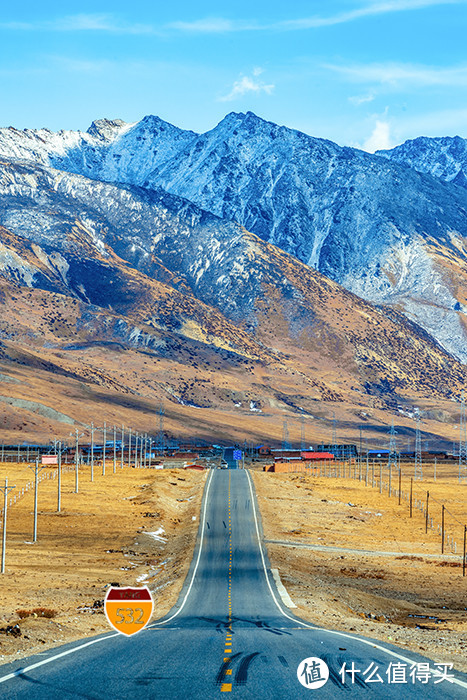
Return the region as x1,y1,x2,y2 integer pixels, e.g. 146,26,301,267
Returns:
104,586,154,636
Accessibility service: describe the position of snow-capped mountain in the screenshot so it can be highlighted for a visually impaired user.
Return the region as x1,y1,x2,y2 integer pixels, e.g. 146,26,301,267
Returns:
376,136,467,189
0,113,467,362
0,156,464,407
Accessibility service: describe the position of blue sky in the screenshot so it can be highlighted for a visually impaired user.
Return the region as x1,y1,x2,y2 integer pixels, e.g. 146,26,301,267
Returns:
0,1,466,150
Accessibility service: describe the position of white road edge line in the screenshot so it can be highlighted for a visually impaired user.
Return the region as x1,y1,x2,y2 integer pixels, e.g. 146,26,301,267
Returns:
151,467,215,626
0,634,120,685
0,469,216,685
245,469,467,691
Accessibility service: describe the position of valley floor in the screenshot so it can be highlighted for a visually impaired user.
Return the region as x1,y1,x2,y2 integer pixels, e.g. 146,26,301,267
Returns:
1,459,465,676
0,462,205,663
252,465,467,674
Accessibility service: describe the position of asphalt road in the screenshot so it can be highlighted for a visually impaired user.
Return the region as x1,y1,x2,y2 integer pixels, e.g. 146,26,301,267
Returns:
0,468,466,699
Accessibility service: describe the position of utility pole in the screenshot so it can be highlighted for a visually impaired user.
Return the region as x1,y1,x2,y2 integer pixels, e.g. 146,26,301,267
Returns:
388,419,398,473
90,423,94,482
134,432,139,468
113,425,117,474
70,429,84,493
359,426,363,473
300,410,306,451
282,420,291,451
121,425,124,469
1,478,16,573
459,391,467,482
128,428,132,468
414,411,423,480
75,429,79,493
57,441,62,513
103,422,107,476
158,404,165,455
332,412,337,460
27,459,46,542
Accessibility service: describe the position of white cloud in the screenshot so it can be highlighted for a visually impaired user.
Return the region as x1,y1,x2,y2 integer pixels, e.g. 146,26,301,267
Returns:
1,2,461,35
166,1,462,34
0,14,156,34
361,120,393,152
219,72,275,102
276,0,462,30
168,18,244,33
327,61,467,87
349,93,376,105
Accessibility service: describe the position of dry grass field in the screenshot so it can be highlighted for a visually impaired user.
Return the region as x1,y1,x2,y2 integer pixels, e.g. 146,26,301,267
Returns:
252,461,467,673
0,460,205,663
0,455,465,675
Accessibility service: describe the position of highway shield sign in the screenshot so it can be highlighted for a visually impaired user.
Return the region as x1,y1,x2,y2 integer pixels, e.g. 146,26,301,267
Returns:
104,586,154,636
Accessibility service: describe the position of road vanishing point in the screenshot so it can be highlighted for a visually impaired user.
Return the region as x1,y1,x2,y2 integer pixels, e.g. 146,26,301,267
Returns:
0,467,466,698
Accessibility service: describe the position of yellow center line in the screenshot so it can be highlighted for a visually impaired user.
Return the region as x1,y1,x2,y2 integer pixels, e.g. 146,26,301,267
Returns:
221,471,233,692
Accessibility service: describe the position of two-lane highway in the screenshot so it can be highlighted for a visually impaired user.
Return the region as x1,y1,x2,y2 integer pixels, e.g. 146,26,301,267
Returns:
0,469,466,698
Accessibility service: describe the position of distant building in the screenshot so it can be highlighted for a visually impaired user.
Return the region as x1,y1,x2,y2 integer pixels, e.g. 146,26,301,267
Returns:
271,449,302,460
301,451,335,461
318,444,358,459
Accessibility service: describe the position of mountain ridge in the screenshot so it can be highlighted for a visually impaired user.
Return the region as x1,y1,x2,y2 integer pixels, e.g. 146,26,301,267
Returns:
376,135,467,189
0,144,466,440
1,112,466,359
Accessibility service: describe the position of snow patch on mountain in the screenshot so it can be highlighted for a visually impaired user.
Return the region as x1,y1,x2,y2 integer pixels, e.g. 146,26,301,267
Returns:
1,113,467,361
376,136,467,189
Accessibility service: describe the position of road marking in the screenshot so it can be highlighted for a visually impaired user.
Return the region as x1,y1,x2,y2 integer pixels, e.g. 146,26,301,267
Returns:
0,634,121,685
245,469,467,691
152,469,215,627
220,471,234,687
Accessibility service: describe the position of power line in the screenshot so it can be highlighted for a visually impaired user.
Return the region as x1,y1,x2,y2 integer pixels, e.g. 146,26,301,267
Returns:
388,419,398,471
300,410,306,451
282,420,291,451
459,390,467,483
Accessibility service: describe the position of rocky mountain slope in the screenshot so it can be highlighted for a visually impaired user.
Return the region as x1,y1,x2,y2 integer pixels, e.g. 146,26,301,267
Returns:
0,156,465,444
0,156,463,398
377,135,467,189
1,113,466,362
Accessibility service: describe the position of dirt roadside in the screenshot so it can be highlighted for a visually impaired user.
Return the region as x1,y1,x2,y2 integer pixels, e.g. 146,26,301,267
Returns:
252,467,467,674
0,462,206,664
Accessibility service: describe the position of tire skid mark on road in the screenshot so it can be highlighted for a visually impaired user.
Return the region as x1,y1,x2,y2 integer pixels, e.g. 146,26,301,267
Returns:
235,652,261,686
216,653,242,685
